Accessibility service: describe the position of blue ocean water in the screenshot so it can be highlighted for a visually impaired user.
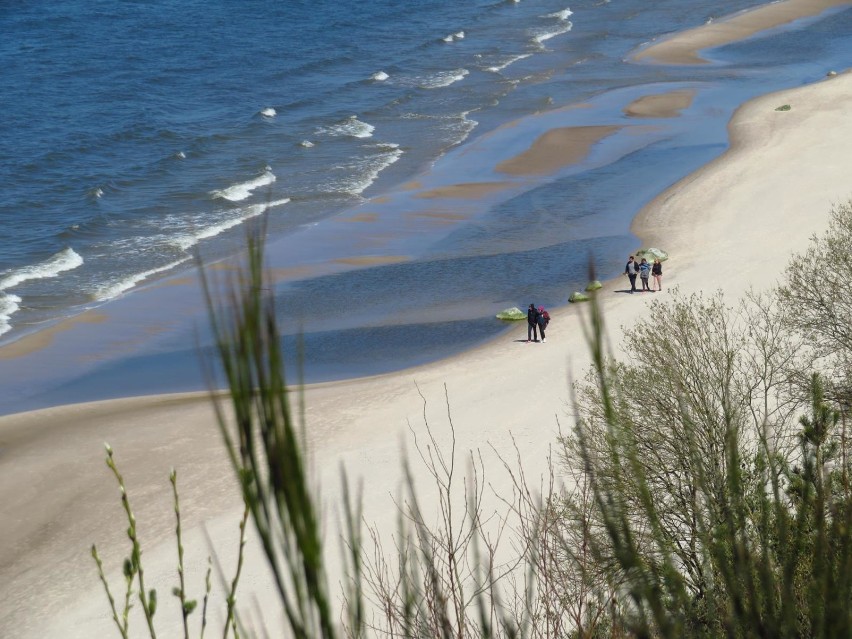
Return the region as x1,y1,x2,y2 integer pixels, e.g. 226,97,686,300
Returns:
0,0,850,411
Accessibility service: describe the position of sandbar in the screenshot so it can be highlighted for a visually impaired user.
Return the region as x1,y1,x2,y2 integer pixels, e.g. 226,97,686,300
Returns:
634,0,850,65
495,125,620,176
624,89,695,118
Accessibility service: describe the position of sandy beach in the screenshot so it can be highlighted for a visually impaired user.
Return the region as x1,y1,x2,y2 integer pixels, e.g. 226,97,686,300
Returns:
2,5,851,637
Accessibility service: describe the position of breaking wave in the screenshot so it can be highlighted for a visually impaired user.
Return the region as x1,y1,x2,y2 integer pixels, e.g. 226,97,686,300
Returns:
0,293,22,337
93,258,192,301
532,21,573,44
319,145,403,196
211,168,276,202
170,198,292,251
317,115,375,138
0,248,84,291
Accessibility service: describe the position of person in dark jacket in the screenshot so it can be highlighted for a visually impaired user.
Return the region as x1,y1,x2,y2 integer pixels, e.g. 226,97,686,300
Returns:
537,306,550,343
527,303,539,343
624,255,638,293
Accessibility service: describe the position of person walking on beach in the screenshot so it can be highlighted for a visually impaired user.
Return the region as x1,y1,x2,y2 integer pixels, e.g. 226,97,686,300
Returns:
638,257,652,291
651,258,663,291
527,303,540,343
537,306,550,343
624,255,638,293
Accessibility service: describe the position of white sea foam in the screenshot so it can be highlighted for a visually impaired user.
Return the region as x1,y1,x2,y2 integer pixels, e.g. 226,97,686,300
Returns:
299,140,315,148
545,8,573,20
442,34,454,43
418,68,469,89
400,111,478,145
0,293,22,337
371,71,389,81
93,258,192,301
89,187,104,199
0,247,84,291
321,146,403,196
451,111,479,144
486,53,532,72
175,151,186,159
454,31,465,39
545,7,573,20
211,168,276,202
171,198,291,251
532,21,573,44
318,115,375,138
260,107,277,117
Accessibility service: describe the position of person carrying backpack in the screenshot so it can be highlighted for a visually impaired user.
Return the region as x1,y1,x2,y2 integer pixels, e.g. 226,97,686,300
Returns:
526,303,540,343
537,306,550,343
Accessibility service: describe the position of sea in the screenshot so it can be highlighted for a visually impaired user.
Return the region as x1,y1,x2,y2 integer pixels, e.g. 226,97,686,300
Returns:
0,0,850,412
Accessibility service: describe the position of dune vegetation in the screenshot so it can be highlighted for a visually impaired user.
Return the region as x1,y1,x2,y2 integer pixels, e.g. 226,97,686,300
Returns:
92,201,852,638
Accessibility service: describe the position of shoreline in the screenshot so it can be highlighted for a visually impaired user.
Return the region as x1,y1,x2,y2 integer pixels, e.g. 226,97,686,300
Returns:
1,1,848,414
2,2,851,635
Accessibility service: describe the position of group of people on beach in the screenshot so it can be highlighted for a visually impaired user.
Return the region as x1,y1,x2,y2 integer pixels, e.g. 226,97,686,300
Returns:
523,254,663,344
624,255,663,293
526,304,550,343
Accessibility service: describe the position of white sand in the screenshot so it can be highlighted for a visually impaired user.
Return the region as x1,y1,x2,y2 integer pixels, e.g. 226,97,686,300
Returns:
1,44,850,639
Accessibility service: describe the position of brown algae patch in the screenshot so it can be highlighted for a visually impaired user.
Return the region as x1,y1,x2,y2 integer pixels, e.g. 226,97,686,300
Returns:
624,89,695,118
268,265,321,283
149,276,196,288
0,312,108,360
333,255,409,266
340,213,379,223
633,0,850,65
496,125,620,176
414,182,513,200
410,211,469,221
